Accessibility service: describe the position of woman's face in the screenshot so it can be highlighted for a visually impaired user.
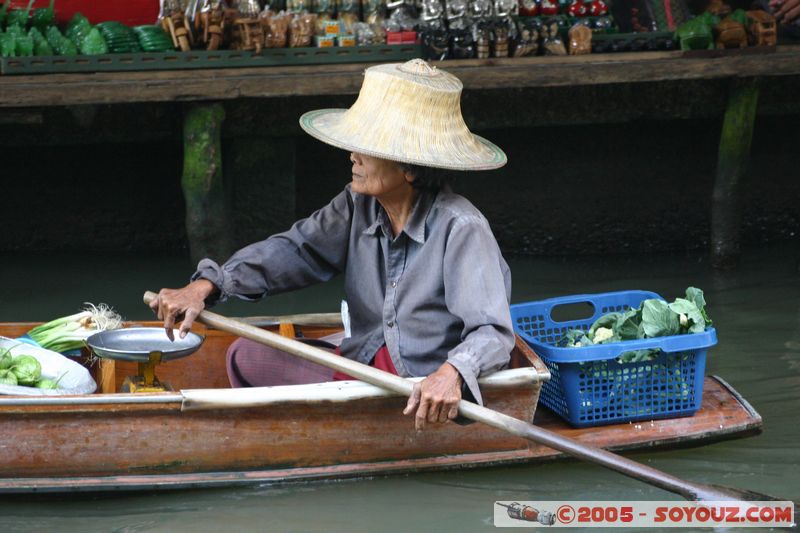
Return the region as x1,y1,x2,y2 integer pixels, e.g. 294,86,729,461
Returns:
350,152,415,199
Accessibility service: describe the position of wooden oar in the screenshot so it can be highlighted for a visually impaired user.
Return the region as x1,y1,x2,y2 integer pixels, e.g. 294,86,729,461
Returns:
231,313,342,328
144,291,797,509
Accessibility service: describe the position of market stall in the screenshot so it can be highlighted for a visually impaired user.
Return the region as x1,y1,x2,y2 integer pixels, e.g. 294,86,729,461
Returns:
1,0,798,265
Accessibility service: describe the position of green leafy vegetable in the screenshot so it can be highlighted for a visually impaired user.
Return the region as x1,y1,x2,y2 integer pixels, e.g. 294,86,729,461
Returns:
0,346,13,370
27,303,122,353
0,369,17,386
641,299,680,338
589,312,621,336
557,287,712,363
10,354,41,385
614,308,641,340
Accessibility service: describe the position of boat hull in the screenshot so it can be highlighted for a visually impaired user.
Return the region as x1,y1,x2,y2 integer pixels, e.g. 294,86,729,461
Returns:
0,322,761,493
0,376,761,493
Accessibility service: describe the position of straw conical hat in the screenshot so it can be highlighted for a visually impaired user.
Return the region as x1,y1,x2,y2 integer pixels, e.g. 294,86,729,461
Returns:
299,59,507,171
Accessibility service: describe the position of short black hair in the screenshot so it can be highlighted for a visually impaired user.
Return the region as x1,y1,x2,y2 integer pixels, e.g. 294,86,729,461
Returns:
398,163,453,192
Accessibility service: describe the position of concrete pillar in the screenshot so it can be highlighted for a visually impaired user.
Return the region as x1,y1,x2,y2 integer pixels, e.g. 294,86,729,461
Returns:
711,78,759,269
182,103,231,265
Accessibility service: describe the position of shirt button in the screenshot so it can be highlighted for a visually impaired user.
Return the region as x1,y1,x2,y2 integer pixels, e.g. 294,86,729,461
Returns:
390,281,397,288
387,320,394,328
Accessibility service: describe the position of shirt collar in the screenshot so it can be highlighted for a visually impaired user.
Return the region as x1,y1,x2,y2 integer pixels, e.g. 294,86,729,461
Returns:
361,189,437,243
401,189,436,244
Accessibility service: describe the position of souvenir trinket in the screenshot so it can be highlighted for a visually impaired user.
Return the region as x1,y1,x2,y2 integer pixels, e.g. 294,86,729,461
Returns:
235,0,261,17
314,0,336,35
519,0,539,16
567,22,591,53
512,19,538,56
495,0,518,17
230,16,265,51
421,20,449,59
287,0,312,12
706,0,731,16
714,16,747,48
338,0,361,34
289,12,317,46
194,0,226,50
421,0,445,20
160,8,194,50
473,19,492,57
264,11,291,46
493,22,509,56
450,26,475,57
588,0,607,16
541,20,566,53
745,10,776,46
540,0,559,16
567,0,588,17
446,0,470,26
470,0,494,19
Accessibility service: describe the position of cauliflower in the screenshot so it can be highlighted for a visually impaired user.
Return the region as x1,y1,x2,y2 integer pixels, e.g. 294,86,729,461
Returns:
679,313,688,327
593,327,615,343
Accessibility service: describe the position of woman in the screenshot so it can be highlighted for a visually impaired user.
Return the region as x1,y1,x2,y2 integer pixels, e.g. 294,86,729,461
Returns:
150,59,514,431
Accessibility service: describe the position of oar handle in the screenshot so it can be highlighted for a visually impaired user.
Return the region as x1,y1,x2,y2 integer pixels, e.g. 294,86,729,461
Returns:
143,291,414,396
141,290,711,501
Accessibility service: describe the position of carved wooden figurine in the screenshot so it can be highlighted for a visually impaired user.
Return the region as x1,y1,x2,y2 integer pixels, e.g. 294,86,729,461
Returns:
706,0,732,16
161,11,193,51
746,10,776,46
196,3,226,50
714,17,747,49
542,21,566,55
568,23,592,54
230,17,265,52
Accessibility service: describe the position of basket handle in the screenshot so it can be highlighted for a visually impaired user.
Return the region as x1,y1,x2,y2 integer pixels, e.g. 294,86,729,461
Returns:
544,295,598,325
540,290,663,325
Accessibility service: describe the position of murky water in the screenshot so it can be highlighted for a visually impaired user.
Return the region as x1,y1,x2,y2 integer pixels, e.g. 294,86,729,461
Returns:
0,246,798,532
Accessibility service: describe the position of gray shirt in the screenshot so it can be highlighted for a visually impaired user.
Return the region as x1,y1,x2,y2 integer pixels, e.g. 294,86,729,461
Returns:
193,184,515,404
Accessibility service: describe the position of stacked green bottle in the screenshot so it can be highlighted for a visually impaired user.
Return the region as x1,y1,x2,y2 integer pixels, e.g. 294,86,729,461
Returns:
133,25,174,52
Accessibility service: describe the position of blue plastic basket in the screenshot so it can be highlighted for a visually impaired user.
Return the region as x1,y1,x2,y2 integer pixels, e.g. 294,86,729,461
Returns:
510,290,717,428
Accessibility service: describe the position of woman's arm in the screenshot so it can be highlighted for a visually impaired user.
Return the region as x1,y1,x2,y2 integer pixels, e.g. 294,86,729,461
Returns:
403,215,515,430
151,186,355,336
441,216,516,405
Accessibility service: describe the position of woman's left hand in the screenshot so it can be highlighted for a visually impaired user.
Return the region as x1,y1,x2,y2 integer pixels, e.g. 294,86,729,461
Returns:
403,362,463,431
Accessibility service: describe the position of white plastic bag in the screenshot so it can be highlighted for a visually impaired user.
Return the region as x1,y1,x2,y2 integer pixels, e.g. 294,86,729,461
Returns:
0,337,97,396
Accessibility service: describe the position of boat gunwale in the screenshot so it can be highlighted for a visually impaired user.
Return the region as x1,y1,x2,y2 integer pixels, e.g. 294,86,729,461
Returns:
0,367,547,409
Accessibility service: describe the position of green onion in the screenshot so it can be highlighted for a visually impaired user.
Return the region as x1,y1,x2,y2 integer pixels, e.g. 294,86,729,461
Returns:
27,303,123,353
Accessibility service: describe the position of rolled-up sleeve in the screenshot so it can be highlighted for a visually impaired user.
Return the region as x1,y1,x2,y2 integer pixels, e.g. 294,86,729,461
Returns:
443,217,515,405
192,187,354,304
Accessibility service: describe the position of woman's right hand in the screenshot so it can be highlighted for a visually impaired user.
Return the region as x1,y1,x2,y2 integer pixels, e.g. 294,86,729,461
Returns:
148,279,218,341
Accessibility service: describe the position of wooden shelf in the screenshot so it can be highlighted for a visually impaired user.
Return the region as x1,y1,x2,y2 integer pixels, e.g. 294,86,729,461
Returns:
1,46,798,108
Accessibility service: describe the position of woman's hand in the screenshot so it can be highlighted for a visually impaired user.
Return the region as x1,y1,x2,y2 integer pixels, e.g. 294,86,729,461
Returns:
403,362,463,431
148,280,218,340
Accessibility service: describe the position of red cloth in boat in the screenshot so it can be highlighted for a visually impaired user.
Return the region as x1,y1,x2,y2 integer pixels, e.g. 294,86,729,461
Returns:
225,338,397,388
332,344,398,380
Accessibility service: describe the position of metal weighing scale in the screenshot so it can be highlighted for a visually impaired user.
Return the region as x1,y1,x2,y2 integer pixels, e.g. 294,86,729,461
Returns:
87,328,204,393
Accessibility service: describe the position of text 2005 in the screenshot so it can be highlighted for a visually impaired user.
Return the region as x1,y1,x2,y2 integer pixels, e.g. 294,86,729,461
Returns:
577,506,634,523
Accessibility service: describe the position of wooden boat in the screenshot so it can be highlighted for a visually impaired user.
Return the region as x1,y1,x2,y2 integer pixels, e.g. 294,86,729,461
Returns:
0,320,762,494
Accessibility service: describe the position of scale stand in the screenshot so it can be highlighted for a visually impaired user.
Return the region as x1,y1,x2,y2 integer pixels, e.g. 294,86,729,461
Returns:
120,350,172,393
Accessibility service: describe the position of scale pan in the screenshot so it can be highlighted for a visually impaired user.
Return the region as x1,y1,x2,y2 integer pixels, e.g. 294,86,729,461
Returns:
87,328,204,362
